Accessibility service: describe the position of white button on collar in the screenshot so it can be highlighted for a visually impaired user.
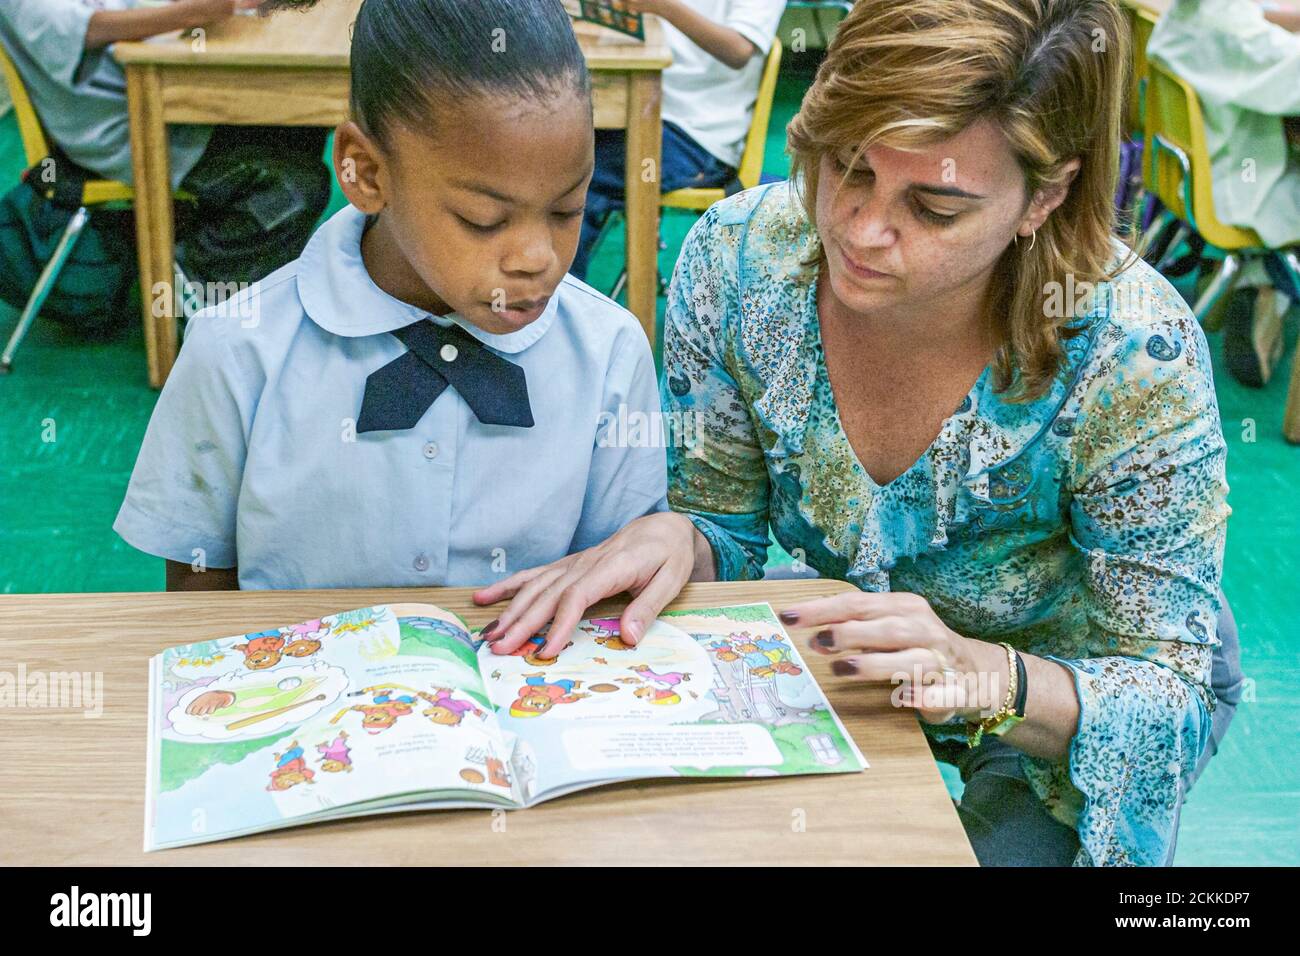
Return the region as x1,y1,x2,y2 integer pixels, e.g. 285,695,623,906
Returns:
440,343,458,363
422,442,439,460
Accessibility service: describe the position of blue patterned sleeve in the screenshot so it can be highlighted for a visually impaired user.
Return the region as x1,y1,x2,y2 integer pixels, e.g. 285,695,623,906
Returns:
661,208,771,581
1030,294,1229,866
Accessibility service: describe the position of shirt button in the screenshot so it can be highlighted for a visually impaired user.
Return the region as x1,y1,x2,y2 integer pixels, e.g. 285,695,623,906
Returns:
413,553,429,572
440,343,458,363
422,441,439,460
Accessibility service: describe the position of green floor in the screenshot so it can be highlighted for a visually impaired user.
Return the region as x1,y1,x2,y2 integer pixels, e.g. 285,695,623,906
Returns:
1,67,1296,865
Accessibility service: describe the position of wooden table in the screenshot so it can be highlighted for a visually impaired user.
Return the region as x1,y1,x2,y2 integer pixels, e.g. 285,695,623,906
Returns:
0,580,975,866
115,0,671,388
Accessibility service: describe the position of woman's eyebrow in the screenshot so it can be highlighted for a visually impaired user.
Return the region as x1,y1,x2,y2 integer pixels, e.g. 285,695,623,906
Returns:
911,183,986,200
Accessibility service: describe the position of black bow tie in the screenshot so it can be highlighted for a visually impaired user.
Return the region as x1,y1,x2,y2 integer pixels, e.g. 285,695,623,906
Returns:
356,319,534,434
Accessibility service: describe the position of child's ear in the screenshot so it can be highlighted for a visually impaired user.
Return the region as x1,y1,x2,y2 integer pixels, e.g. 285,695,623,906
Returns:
333,120,387,214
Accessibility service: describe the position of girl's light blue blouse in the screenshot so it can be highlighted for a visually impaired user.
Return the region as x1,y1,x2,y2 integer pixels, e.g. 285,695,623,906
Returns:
663,183,1230,867
114,205,668,590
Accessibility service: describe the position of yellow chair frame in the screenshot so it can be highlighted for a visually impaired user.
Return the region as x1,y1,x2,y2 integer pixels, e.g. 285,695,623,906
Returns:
1141,56,1300,443
1126,7,1158,141
0,44,135,206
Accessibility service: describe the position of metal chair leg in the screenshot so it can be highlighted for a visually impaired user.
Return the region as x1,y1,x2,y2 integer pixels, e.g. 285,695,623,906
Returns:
610,235,667,304
175,260,204,325
1277,249,1300,300
1284,322,1300,445
1,206,90,374
1154,222,1191,273
1138,207,1175,260
1278,249,1300,444
587,209,620,279
810,7,829,48
1193,252,1243,332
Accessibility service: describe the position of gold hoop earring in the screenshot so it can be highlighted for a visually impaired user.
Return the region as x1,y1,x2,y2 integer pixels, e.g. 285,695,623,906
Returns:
1028,229,1037,252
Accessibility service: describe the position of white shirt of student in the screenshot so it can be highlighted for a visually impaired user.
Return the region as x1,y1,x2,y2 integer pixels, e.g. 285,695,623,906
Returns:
113,204,669,589
0,0,210,186
659,0,787,168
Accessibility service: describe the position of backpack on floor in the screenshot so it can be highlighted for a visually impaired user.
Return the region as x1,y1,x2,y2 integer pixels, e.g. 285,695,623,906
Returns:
0,159,137,337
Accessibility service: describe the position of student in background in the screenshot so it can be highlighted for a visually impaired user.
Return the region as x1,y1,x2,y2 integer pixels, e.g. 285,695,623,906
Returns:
0,0,330,288
570,0,786,279
113,0,667,593
1147,0,1300,387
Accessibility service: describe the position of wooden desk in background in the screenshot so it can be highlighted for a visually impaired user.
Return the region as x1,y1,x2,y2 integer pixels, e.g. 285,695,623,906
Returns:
115,0,671,388
0,580,975,866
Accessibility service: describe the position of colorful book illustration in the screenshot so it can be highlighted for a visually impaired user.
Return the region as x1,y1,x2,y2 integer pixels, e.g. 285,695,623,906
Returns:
568,0,645,40
145,602,866,850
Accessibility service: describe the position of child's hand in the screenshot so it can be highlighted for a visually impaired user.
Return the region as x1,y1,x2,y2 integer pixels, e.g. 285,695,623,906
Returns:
621,0,671,13
472,512,698,661
194,0,264,21
84,0,264,47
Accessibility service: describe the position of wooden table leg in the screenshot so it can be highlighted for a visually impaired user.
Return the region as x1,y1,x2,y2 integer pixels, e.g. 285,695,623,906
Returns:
623,72,663,345
125,64,178,389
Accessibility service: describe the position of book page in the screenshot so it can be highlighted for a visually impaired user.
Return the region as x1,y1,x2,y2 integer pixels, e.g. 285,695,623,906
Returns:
479,604,866,803
146,603,515,850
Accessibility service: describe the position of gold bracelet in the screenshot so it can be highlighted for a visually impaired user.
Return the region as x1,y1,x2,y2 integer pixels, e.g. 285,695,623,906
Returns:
965,642,1020,748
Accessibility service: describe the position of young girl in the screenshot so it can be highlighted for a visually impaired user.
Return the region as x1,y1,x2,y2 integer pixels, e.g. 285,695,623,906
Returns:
113,0,668,592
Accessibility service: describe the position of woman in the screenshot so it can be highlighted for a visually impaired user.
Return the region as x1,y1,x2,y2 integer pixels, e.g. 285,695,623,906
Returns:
476,0,1241,866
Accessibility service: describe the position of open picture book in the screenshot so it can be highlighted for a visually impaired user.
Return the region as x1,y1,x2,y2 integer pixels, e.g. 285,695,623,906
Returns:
145,601,867,850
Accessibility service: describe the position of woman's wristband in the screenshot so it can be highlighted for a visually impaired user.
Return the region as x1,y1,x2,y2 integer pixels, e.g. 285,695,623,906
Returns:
1012,646,1028,718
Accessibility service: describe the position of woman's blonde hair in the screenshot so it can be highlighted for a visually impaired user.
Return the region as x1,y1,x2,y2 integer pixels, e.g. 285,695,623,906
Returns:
788,0,1131,401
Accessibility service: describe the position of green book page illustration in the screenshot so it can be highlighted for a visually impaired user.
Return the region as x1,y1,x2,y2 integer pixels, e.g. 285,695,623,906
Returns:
147,603,514,849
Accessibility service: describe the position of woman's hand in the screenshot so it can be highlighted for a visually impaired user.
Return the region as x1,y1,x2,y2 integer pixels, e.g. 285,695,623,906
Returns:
471,511,702,660
781,591,1009,725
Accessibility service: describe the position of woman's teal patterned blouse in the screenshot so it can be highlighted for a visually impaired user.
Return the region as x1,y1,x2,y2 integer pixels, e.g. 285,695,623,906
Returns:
662,182,1230,867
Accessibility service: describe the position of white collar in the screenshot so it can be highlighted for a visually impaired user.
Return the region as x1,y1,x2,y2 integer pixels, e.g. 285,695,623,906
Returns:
297,204,560,354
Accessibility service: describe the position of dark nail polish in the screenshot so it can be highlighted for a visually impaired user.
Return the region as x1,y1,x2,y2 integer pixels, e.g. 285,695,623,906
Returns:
831,660,858,677
814,629,834,650
481,619,500,639
779,610,800,624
